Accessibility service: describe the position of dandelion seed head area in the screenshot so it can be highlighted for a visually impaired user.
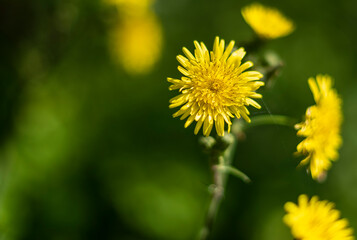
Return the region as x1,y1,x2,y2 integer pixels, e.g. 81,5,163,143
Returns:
242,3,294,39
284,195,354,240
295,75,343,180
168,37,264,137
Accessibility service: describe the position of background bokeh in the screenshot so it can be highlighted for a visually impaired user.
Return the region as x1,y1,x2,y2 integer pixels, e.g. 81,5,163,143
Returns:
1,0,357,239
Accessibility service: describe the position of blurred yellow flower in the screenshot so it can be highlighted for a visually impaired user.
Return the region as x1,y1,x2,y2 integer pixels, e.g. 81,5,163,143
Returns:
284,195,354,240
109,12,163,75
168,37,264,137
105,0,153,15
295,75,342,180
242,3,294,39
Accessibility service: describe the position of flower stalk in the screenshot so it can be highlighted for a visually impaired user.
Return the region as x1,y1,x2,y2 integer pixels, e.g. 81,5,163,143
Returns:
242,115,296,130
199,132,240,240
199,115,294,239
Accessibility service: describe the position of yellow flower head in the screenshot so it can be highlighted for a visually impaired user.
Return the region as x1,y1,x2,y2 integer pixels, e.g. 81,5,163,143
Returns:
109,12,163,75
284,194,354,240
168,37,264,137
295,75,342,180
241,3,294,39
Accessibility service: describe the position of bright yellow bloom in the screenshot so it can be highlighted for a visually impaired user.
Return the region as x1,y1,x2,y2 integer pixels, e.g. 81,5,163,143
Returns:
284,195,354,240
168,37,264,137
109,12,163,75
295,75,342,180
242,3,294,39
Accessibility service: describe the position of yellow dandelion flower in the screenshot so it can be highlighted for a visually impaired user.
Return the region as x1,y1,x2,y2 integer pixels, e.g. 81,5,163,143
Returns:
109,12,163,75
284,194,354,240
168,37,264,137
242,3,294,39
295,75,342,180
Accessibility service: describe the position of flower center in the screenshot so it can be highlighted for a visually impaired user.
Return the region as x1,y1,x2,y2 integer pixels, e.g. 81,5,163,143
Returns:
208,79,225,93
211,82,220,91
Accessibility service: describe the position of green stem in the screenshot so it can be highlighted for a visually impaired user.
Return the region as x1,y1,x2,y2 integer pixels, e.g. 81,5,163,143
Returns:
199,115,289,239
216,165,251,183
199,133,237,240
244,115,296,129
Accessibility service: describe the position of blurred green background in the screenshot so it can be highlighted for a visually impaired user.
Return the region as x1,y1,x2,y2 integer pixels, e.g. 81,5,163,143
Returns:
1,0,357,239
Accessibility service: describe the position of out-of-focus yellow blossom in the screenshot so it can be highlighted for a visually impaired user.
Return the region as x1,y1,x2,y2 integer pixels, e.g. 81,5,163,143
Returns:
105,0,153,15
284,195,354,240
242,3,294,39
109,12,163,75
168,37,264,137
295,75,342,180
106,0,152,8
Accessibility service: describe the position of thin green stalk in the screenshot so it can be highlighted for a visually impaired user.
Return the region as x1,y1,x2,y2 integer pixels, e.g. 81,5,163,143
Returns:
199,114,290,239
199,133,237,240
216,165,251,183
243,115,297,129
